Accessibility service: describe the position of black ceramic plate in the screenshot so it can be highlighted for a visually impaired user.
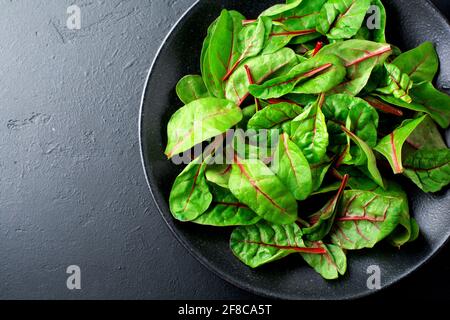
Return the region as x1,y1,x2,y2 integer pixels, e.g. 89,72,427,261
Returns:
140,0,450,299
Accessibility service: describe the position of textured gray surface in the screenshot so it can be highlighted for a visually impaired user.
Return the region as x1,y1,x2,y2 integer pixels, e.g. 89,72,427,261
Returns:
0,0,448,300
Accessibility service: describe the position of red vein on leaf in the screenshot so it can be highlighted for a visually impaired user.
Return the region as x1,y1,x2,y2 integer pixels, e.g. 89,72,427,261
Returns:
265,63,333,89
309,175,349,225
390,133,403,173
267,98,303,106
182,163,204,211
364,96,404,117
271,29,317,37
244,65,261,111
234,154,288,214
242,241,327,254
243,12,319,26
345,46,392,67
312,41,324,56
216,202,248,209
220,165,232,176
233,60,292,107
281,134,298,181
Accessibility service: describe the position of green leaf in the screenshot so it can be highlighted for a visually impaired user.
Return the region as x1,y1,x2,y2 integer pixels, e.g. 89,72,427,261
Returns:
230,221,326,268
317,0,371,40
204,10,245,97
320,40,392,95
229,156,298,224
176,75,209,104
260,0,304,18
303,175,349,241
272,133,313,201
233,129,275,163
376,63,413,103
247,102,303,130
374,116,427,174
403,148,450,193
410,81,450,129
388,213,418,248
194,185,261,226
201,18,218,86
291,95,329,164
165,98,242,158
237,104,258,130
354,0,387,43
338,166,379,191
323,94,379,158
224,48,297,106
261,0,327,53
301,242,347,280
311,156,334,192
404,116,447,152
368,0,387,43
330,184,408,250
392,42,439,83
249,54,346,98
341,126,384,188
222,17,268,81
205,164,232,189
169,157,212,221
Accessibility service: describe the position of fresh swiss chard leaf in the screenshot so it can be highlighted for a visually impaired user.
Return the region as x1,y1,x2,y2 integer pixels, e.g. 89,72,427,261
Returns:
224,48,298,106
317,0,371,41
367,0,387,43
262,18,320,54
165,98,242,158
311,182,343,195
194,185,261,227
303,175,349,241
364,95,404,117
169,156,212,221
387,212,418,248
260,0,303,18
310,156,334,192
233,129,276,164
330,183,409,250
374,116,427,174
247,102,303,130
201,18,218,88
222,17,268,81
410,81,450,129
249,54,346,98
404,116,447,152
229,156,298,224
337,166,379,191
230,220,327,268
403,148,450,193
341,126,384,188
176,75,209,104
323,94,379,156
320,40,392,95
257,0,327,53
205,164,232,189
301,242,347,280
392,42,439,83
237,104,258,130
272,133,313,201
291,95,330,164
355,0,387,43
376,63,413,103
204,10,245,97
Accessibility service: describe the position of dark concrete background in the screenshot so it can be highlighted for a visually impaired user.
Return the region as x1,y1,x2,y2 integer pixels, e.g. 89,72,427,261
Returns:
0,0,448,300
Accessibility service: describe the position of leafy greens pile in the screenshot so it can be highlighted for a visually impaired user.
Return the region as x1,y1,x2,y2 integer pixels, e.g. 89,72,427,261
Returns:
164,0,450,280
